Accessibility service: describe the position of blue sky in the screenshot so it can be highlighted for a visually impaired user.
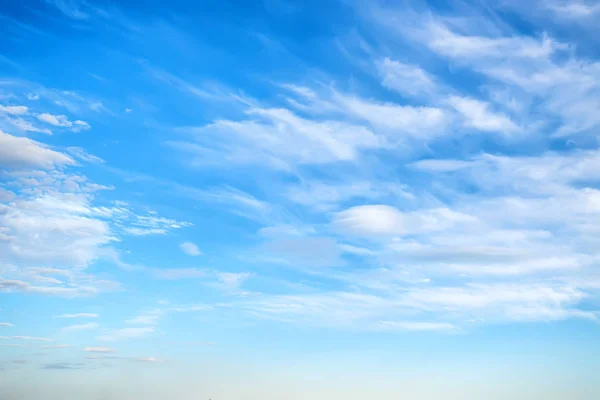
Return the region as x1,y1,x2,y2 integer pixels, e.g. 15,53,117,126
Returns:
1,0,600,398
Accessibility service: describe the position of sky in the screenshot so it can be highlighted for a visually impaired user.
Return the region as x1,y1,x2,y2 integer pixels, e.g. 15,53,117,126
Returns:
1,0,600,398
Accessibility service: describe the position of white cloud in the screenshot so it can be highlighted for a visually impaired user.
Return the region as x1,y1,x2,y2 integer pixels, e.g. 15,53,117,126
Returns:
125,315,160,325
37,113,70,126
122,227,168,236
42,362,84,370
377,57,438,97
65,147,104,164
0,132,189,297
180,241,202,256
55,313,98,319
0,323,15,327
334,93,450,138
286,180,413,212
97,327,154,342
0,188,16,202
377,321,458,332
0,105,28,115
37,113,90,132
0,336,52,342
409,158,473,172
62,322,99,331
217,272,253,289
263,237,342,267
121,214,193,237
134,356,158,363
426,21,557,60
448,95,520,133
84,347,116,353
46,0,89,19
418,18,600,137
0,130,74,169
152,268,206,280
173,107,383,169
334,205,475,237
546,1,600,17
0,278,102,297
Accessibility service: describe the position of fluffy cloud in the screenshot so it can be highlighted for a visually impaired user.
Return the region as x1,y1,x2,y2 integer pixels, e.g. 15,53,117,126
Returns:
0,130,74,169
0,129,191,297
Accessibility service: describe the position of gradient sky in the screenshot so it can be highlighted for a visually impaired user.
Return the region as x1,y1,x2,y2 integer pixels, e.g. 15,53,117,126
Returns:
1,0,600,399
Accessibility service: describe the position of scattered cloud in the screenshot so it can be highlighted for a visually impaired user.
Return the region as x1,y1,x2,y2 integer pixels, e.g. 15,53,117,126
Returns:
180,241,202,256
0,323,15,327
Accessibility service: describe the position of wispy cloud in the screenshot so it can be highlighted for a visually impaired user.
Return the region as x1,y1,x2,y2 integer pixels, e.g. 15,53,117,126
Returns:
125,315,160,325
42,362,84,370
0,336,53,342
55,313,99,319
84,347,116,353
97,327,154,342
37,113,90,132
62,322,99,331
41,344,72,349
